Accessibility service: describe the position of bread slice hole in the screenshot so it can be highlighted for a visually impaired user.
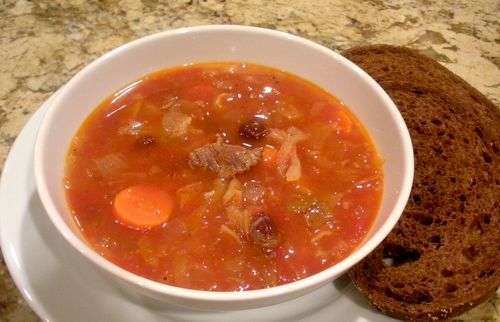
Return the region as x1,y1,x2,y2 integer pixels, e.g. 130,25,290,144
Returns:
419,215,433,226
482,152,492,163
474,126,484,138
462,245,479,261
441,269,454,277
393,282,405,288
382,244,421,267
431,118,442,125
429,235,442,249
479,269,495,278
384,288,433,304
407,211,434,226
469,214,490,236
432,146,443,155
491,142,499,154
445,284,458,293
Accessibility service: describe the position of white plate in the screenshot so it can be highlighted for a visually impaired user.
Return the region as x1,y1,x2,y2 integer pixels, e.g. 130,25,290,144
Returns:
0,93,398,322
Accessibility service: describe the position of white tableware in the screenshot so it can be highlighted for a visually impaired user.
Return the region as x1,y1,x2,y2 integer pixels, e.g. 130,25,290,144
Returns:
34,25,414,309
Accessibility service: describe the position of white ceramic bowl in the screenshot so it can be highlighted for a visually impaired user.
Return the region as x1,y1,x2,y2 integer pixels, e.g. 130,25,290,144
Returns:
34,25,413,310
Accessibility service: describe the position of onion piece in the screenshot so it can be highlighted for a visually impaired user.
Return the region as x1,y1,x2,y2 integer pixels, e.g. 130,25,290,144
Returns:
118,120,144,136
94,153,127,177
221,224,242,243
223,178,242,206
269,127,307,181
214,93,235,109
161,111,192,137
200,179,227,205
176,181,204,208
285,145,302,181
311,230,333,244
226,205,251,238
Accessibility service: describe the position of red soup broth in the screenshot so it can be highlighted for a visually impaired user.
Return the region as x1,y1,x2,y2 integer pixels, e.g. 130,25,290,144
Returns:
64,62,383,291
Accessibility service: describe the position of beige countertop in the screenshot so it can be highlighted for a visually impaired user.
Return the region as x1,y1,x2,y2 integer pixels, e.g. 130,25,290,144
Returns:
0,0,498,321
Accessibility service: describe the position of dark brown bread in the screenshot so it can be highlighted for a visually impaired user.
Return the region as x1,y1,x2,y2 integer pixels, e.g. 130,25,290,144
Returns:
343,45,500,321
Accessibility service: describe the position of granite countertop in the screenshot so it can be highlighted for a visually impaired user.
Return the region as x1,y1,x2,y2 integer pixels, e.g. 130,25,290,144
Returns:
0,0,498,321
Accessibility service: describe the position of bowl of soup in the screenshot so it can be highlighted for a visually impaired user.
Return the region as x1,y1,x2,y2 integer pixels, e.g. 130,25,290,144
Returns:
34,25,413,310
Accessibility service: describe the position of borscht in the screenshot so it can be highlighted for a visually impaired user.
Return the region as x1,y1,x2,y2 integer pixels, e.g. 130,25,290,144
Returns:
64,62,383,291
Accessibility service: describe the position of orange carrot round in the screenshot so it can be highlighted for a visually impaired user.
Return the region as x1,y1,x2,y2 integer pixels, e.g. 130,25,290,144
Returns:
113,184,173,229
262,145,278,167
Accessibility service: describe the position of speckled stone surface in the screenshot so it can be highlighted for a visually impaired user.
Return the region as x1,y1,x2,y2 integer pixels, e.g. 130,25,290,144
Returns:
0,0,498,321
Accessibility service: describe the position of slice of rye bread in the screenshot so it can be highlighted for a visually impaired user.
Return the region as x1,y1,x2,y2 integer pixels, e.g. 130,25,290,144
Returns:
343,45,500,321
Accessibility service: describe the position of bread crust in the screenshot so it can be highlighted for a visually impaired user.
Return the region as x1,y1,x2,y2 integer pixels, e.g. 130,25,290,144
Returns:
343,45,500,321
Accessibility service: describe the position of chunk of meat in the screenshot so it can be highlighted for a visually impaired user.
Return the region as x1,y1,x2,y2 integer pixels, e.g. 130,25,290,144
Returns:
223,178,243,206
188,142,261,177
226,205,251,237
161,111,192,137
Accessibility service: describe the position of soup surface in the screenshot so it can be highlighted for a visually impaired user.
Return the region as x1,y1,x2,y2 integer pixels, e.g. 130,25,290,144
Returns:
65,62,383,291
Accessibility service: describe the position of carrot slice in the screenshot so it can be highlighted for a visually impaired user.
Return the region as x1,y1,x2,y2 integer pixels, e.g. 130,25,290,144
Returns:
261,145,278,167
113,184,173,229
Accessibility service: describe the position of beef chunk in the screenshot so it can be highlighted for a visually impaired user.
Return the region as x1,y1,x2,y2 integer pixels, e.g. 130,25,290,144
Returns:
188,143,261,177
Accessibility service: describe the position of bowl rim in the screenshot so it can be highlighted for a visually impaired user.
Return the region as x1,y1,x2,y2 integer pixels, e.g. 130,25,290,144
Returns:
34,24,414,303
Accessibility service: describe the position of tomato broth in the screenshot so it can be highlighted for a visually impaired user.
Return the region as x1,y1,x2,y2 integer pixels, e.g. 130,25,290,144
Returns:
65,62,383,291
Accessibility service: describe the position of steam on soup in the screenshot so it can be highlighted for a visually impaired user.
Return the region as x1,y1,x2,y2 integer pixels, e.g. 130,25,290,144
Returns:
64,62,383,291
